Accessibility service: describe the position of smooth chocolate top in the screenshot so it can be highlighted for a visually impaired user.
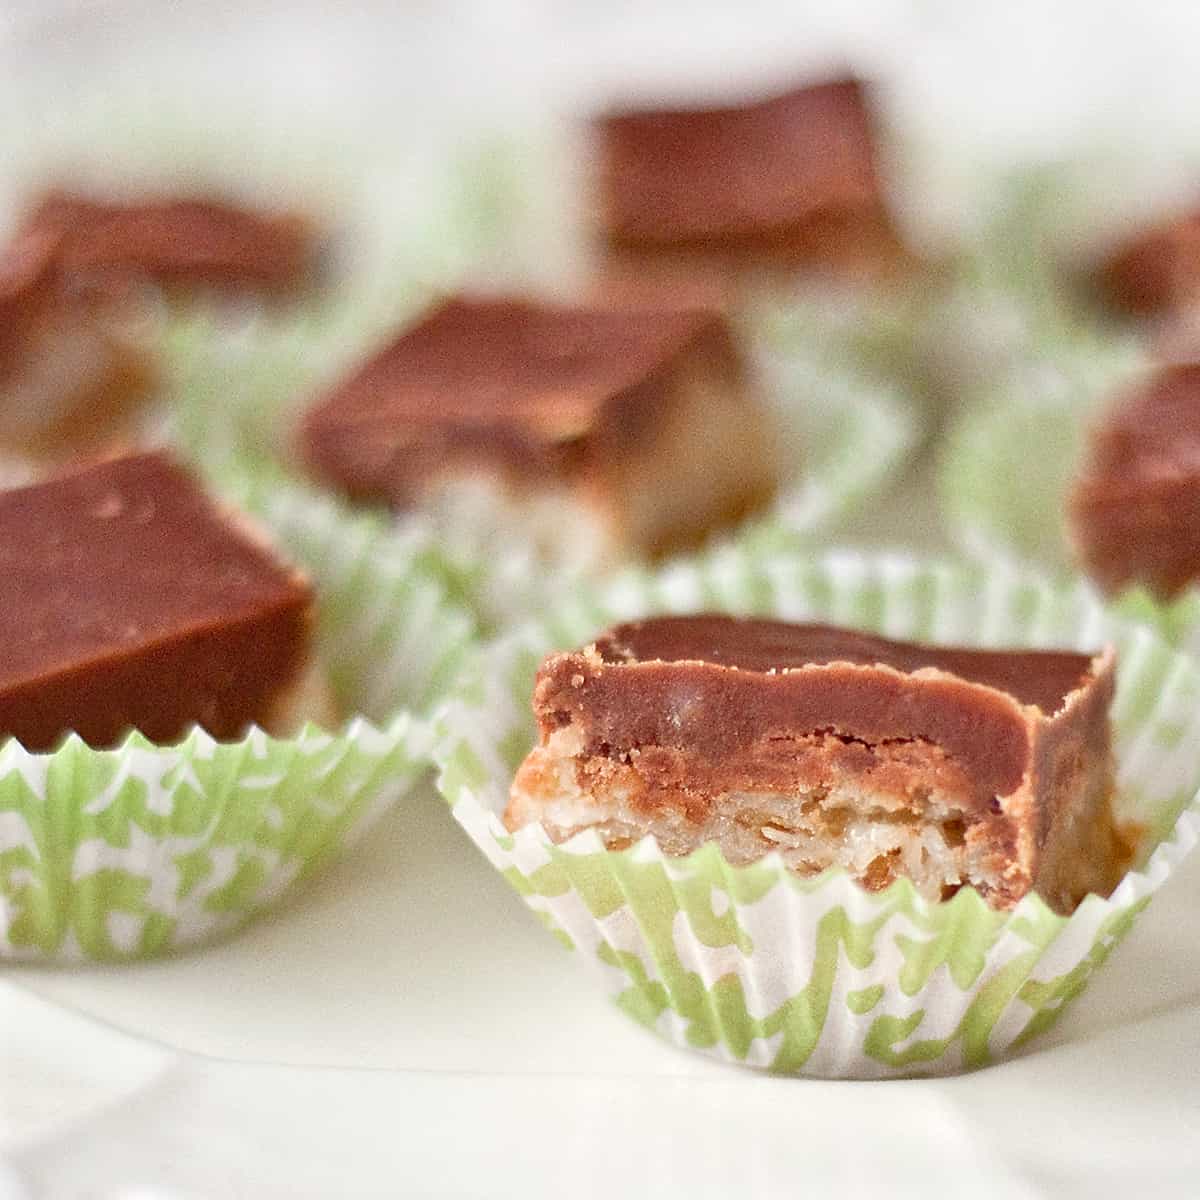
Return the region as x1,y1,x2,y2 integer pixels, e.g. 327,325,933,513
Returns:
537,615,1109,804
596,616,1096,715
24,189,316,293
300,294,733,502
0,452,311,749
596,77,882,245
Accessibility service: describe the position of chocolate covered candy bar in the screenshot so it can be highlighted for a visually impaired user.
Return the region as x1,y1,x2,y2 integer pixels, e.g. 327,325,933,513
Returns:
299,294,779,562
593,76,904,282
0,222,155,462
22,188,318,296
1093,207,1200,318
507,615,1129,913
0,451,324,750
1070,363,1200,599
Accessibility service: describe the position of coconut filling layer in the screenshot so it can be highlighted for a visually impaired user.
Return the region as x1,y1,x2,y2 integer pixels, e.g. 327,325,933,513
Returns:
410,346,780,579
262,657,340,737
506,725,1014,905
419,474,615,577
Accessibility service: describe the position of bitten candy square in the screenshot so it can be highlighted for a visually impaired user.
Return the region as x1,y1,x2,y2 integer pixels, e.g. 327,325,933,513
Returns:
508,615,1130,914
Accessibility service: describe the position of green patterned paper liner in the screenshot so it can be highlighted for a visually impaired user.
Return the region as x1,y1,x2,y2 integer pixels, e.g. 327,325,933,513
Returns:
433,549,1200,1078
922,166,1113,394
0,475,476,963
757,167,1141,427
938,342,1200,657
745,342,916,541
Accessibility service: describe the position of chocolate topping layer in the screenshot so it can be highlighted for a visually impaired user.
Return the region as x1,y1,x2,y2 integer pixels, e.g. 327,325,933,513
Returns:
23,189,316,294
596,616,1095,713
1076,363,1200,481
299,294,739,504
595,77,883,246
0,452,312,749
537,616,1109,809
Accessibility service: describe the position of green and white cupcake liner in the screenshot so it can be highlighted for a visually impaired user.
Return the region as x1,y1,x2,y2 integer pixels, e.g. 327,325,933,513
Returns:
940,342,1144,576
937,341,1200,655
434,548,1200,1078
0,473,476,963
758,168,1143,430
744,333,917,539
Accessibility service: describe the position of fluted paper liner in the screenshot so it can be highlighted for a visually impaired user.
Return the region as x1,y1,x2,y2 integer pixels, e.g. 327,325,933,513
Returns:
433,550,1200,1078
0,474,475,962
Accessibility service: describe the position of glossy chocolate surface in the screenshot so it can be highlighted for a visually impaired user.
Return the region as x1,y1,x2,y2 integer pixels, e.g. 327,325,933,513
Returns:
1071,363,1200,597
596,616,1095,714
0,452,311,749
23,189,315,293
595,77,882,246
1095,210,1200,317
299,294,735,503
537,615,1109,806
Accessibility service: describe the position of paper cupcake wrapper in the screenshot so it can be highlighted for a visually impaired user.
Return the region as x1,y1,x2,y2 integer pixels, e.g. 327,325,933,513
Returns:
937,342,1200,657
0,473,476,963
744,336,917,540
759,168,1138,428
941,336,1145,576
433,548,1200,1078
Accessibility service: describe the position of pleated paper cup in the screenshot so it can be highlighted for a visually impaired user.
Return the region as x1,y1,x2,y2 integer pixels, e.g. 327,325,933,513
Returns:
0,473,476,963
756,167,1145,432
433,549,1200,1078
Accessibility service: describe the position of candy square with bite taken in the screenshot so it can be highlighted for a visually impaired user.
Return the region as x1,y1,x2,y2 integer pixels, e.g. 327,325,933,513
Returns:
507,615,1132,913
